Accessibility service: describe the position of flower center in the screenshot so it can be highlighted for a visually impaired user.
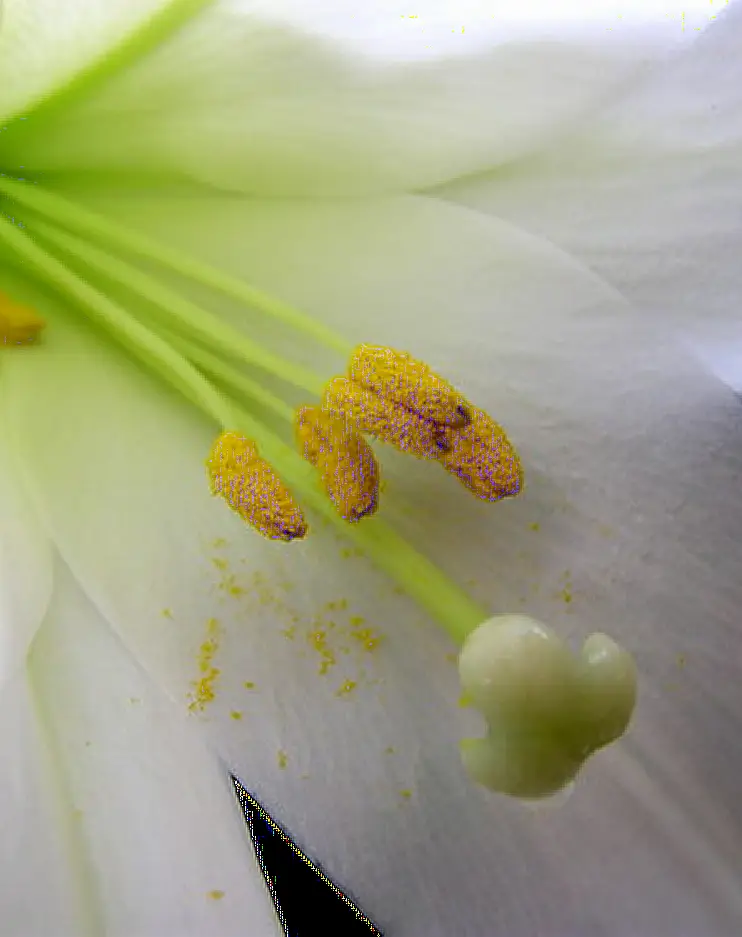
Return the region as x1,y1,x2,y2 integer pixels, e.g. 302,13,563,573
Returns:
0,177,636,799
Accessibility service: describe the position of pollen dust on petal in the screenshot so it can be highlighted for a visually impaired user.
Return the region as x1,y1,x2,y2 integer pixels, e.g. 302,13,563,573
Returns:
201,546,385,701
188,617,222,713
335,679,358,698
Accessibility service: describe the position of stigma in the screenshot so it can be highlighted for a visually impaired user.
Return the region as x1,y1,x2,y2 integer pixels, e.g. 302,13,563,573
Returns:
206,432,307,541
295,405,379,522
0,292,45,345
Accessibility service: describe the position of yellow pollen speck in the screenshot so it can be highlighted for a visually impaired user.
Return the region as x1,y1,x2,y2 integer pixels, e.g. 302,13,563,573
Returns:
161,608,174,619
212,537,228,548
295,406,379,522
207,890,225,901
278,750,288,769
308,628,337,674
188,618,222,712
385,746,395,755
350,626,382,652
677,654,687,669
438,406,523,501
129,697,141,705
212,557,228,571
529,522,540,532
335,679,357,697
230,710,243,721
399,789,412,800
243,681,256,689
281,626,296,640
218,573,245,597
0,292,45,345
206,432,307,541
349,345,469,428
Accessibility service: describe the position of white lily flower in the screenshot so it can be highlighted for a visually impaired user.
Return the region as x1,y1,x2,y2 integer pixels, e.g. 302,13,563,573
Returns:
1,1,740,935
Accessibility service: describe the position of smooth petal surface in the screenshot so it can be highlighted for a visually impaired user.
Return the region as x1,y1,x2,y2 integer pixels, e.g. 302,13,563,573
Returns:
252,0,722,57
0,671,84,934
28,554,283,937
4,192,742,935
0,411,52,687
437,0,742,389
0,2,697,197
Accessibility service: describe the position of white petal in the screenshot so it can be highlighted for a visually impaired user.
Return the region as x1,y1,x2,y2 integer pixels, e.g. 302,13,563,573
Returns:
3,3,687,196
252,0,719,59
4,191,742,934
0,404,53,687
27,557,283,937
437,2,742,389
0,670,84,933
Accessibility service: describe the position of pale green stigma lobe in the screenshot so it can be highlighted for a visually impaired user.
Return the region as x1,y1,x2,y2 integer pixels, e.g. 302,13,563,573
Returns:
458,616,637,799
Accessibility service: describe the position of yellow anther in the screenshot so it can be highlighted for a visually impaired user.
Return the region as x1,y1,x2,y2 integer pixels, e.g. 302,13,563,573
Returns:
323,377,444,459
206,431,307,541
295,405,379,522
438,406,523,501
0,293,45,345
349,344,469,427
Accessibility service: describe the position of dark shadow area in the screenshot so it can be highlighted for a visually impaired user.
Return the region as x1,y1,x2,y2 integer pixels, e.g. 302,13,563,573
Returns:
233,777,382,937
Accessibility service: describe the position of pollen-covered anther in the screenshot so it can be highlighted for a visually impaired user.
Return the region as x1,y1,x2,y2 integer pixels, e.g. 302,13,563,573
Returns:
438,406,523,501
349,344,470,428
296,405,379,522
322,376,443,459
206,432,307,541
0,293,45,345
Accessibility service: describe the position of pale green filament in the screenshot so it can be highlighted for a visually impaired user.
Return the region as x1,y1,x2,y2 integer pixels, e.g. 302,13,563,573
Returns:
0,212,236,427
158,329,297,425
29,216,325,396
0,178,350,356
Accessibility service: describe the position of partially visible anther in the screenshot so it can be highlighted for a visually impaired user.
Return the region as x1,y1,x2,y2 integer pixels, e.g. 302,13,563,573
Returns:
0,293,45,345
206,431,307,541
349,345,469,428
296,405,379,522
438,406,523,501
323,376,443,459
